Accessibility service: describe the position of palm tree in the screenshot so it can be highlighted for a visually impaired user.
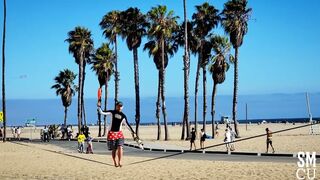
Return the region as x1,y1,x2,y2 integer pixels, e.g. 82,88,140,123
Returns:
2,0,7,142
174,21,198,140
181,0,190,141
91,43,114,137
100,10,121,108
192,2,220,133
221,0,252,137
146,5,179,140
144,38,178,140
209,35,231,138
120,7,148,136
51,69,77,127
65,27,94,133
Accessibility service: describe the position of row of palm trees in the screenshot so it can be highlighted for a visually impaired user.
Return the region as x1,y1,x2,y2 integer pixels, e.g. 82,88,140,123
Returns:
52,0,252,140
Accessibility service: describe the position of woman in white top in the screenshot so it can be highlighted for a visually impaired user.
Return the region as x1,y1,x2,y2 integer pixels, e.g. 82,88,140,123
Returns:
224,128,231,152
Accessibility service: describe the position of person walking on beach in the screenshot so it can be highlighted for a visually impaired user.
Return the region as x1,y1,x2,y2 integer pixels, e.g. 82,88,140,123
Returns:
224,128,231,152
229,127,236,151
190,128,196,151
86,133,94,154
77,131,86,153
43,126,49,142
98,101,137,167
67,125,73,141
199,129,206,150
265,128,275,153
16,127,22,141
11,126,16,138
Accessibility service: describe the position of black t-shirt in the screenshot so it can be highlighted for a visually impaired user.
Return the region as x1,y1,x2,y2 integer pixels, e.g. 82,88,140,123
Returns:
99,109,134,133
191,131,196,140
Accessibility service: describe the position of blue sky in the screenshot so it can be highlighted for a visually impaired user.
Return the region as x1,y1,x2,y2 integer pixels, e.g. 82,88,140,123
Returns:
0,0,319,99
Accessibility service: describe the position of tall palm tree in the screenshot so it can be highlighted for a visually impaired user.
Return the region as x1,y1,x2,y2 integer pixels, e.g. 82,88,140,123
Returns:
144,38,178,140
192,2,219,133
91,43,114,137
120,7,148,136
209,35,231,138
2,0,7,142
65,27,94,133
146,5,179,140
221,0,252,136
100,10,121,108
174,21,198,140
182,0,190,141
51,69,77,127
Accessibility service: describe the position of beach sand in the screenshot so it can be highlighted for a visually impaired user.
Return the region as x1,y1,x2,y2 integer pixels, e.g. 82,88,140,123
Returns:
0,141,305,180
1,123,319,179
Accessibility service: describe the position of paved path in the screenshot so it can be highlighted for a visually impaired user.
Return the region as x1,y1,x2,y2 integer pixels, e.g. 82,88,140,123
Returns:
25,140,298,164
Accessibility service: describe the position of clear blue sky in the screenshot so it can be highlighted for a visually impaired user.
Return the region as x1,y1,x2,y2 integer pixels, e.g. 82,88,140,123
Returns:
0,0,319,99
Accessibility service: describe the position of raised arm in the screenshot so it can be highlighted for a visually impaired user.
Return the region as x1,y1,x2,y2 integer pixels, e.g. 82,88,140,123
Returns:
98,107,112,116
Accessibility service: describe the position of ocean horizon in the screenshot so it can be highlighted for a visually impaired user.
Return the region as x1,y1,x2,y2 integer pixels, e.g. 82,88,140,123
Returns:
1,92,320,126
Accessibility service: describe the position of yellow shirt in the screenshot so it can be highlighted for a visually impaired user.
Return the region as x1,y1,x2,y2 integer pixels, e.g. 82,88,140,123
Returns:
78,134,86,143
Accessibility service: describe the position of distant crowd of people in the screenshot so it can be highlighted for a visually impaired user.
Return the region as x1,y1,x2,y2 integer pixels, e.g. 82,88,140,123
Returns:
189,123,275,154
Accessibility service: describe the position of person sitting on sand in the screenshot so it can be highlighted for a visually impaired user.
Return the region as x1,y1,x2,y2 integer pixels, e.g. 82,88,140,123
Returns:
190,128,196,151
98,101,137,167
265,128,275,153
77,131,86,153
199,129,206,150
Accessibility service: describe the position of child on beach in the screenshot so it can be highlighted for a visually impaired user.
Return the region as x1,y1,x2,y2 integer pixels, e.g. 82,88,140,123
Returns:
190,128,196,151
86,133,94,154
77,131,86,153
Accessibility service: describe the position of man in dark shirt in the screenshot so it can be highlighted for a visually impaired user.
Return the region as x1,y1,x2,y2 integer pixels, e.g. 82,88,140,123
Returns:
190,128,196,151
98,101,136,167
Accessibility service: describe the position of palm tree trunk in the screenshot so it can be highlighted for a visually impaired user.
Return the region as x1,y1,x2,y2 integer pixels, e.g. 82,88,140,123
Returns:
103,73,108,136
181,0,190,141
114,36,119,108
211,82,217,138
64,106,68,127
233,47,239,137
202,67,207,132
82,63,86,126
97,107,102,137
133,48,140,136
2,0,7,142
77,54,83,133
156,71,161,140
82,102,86,126
161,38,169,141
161,70,169,140
194,50,202,137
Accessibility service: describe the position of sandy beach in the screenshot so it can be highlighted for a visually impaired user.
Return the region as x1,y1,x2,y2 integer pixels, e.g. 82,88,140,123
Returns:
1,123,319,179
